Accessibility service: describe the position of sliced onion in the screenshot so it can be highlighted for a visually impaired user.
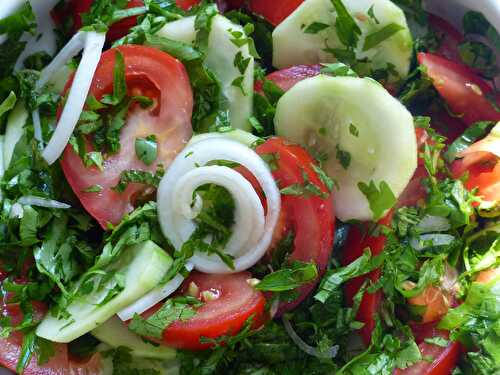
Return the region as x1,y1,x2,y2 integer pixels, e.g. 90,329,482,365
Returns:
282,315,339,359
117,262,194,321
9,203,24,219
32,109,42,142
410,233,455,251
18,196,71,209
157,138,281,274
37,31,86,89
416,215,451,233
42,31,106,165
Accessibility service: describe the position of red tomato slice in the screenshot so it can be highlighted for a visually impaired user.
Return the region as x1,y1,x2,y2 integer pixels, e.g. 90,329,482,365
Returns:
176,0,200,10
341,213,392,345
394,328,460,375
255,65,321,93
0,303,102,375
451,157,500,203
256,138,335,315
249,0,304,26
61,45,193,229
71,0,144,42
144,271,265,350
418,53,500,126
428,14,464,64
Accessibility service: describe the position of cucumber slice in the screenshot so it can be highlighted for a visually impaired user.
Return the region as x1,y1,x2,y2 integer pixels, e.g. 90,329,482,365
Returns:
36,241,173,343
92,316,176,360
274,75,417,221
3,102,28,170
272,0,413,80
157,15,254,131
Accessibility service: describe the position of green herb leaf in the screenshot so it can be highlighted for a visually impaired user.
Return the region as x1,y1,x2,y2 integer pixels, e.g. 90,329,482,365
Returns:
443,121,494,163
129,296,201,338
101,50,127,105
336,144,351,170
303,22,330,34
255,261,318,292
112,167,164,193
82,184,103,193
424,337,449,347
330,0,362,47
135,135,158,166
358,180,396,220
0,91,17,118
320,62,358,77
363,23,405,51
367,5,380,24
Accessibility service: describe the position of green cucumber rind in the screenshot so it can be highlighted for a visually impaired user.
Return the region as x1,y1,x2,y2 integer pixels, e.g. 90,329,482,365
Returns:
36,241,173,343
274,75,417,221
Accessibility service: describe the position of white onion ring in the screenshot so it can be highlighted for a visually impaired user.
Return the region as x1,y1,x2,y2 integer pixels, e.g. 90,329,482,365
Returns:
410,233,456,251
117,262,195,321
282,315,339,359
416,215,451,233
42,31,106,165
9,203,24,219
18,195,71,209
157,138,281,274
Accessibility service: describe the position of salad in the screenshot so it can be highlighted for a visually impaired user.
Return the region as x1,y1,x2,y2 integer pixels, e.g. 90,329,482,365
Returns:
0,0,498,374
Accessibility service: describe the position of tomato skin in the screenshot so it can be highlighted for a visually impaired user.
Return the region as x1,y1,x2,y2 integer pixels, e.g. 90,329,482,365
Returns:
342,213,392,345
452,158,500,203
71,0,144,42
176,0,200,10
256,138,335,314
61,45,193,229
418,53,500,126
144,272,265,350
255,65,321,93
394,328,460,375
428,15,464,64
249,0,304,26
0,302,102,375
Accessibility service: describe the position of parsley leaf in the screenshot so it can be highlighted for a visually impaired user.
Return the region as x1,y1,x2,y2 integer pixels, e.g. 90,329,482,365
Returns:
112,167,164,193
303,22,330,34
443,121,494,163
255,261,318,292
330,0,362,47
363,23,405,51
129,296,201,338
135,135,158,166
358,180,397,220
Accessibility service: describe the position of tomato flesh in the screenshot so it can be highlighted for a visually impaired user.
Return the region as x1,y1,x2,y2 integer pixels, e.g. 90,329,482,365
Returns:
249,0,304,26
255,65,321,93
394,327,460,375
342,213,392,345
0,302,102,375
142,272,265,350
61,45,193,228
256,138,335,314
418,53,500,126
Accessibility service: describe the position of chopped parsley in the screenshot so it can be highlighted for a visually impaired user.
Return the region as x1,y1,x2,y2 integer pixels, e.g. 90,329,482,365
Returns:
358,180,397,220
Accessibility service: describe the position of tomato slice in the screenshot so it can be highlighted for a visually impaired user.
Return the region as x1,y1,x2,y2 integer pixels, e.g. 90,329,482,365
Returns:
143,271,266,350
394,328,460,375
249,0,304,26
418,53,500,126
71,0,144,42
0,303,102,375
176,0,200,10
451,158,500,203
256,138,335,314
341,213,392,345
428,14,464,64
61,45,193,228
255,65,321,93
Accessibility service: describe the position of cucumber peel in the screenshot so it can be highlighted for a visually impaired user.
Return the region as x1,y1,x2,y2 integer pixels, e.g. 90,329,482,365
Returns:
92,316,176,360
272,0,413,81
274,75,417,221
36,241,173,343
157,15,254,131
